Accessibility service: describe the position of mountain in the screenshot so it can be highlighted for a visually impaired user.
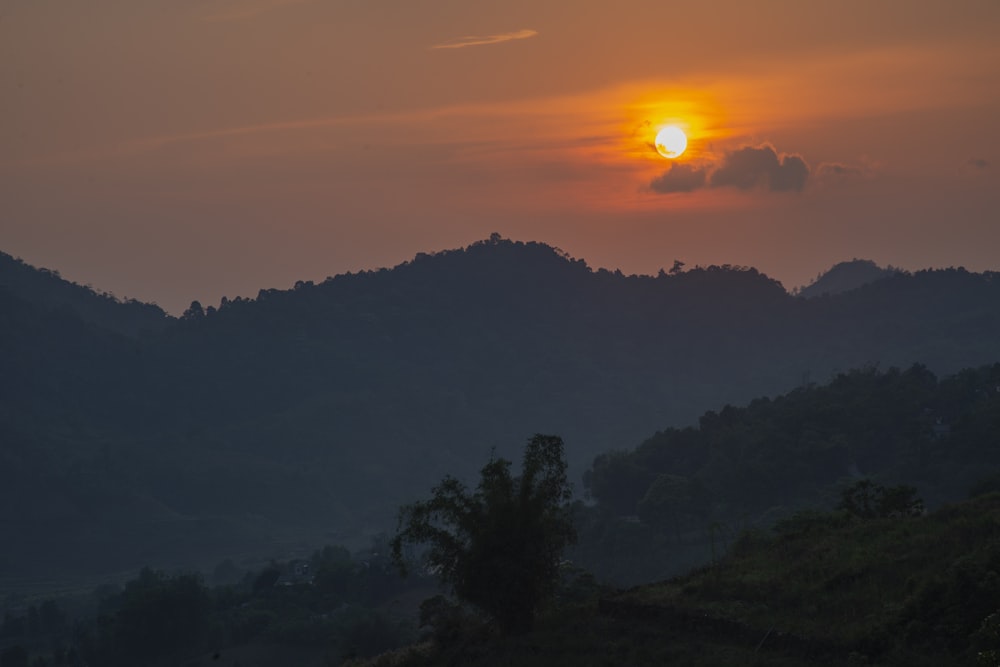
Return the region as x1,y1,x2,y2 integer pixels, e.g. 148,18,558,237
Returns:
3,236,1000,580
0,251,169,336
796,258,896,298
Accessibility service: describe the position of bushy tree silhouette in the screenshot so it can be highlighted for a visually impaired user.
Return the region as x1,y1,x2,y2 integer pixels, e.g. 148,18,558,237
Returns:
391,434,576,635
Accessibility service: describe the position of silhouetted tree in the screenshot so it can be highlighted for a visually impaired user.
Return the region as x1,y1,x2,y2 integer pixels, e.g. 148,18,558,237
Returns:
94,568,210,666
838,480,923,519
637,473,700,541
391,434,576,635
0,645,28,667
181,300,204,320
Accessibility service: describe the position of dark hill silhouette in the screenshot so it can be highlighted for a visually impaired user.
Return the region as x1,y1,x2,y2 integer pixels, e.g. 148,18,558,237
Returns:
0,250,169,336
575,361,1000,582
2,236,1000,579
796,258,896,298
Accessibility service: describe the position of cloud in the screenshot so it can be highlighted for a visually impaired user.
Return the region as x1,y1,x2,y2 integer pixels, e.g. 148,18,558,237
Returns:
647,144,810,195
968,158,991,170
648,162,708,193
431,29,538,50
709,145,809,192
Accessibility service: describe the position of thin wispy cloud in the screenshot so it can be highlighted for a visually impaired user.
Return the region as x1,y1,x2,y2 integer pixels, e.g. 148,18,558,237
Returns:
431,29,538,50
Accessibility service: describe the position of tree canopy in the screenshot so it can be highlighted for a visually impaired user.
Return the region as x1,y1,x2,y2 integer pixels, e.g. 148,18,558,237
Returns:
391,434,577,635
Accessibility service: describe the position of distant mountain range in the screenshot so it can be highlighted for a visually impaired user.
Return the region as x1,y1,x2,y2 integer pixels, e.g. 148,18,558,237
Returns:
2,238,999,579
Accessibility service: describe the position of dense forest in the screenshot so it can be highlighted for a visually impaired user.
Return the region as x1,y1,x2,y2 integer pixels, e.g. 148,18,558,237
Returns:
4,235,1000,664
2,237,1000,580
573,362,1000,583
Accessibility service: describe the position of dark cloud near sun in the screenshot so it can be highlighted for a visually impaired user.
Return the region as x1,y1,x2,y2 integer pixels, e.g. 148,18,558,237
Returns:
709,145,809,192
649,162,707,193
647,144,810,195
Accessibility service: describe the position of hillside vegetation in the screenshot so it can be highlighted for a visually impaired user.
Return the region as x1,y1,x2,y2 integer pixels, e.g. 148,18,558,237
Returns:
360,493,1000,667
3,236,1000,578
574,361,1000,583
0,251,168,336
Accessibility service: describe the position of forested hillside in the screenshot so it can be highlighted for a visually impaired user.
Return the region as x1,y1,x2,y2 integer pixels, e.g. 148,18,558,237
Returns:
2,236,1000,578
366,492,1000,667
574,362,1000,583
0,251,168,336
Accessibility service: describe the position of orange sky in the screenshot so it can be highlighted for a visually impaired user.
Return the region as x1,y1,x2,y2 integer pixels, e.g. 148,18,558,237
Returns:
2,0,998,312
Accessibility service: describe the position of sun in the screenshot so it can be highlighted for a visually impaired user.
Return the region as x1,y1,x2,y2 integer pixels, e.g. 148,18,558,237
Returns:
655,126,688,159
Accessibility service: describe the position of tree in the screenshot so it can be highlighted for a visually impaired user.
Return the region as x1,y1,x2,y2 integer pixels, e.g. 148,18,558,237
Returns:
0,645,28,667
390,434,576,635
583,450,654,516
106,568,210,665
181,300,204,320
637,473,701,541
838,479,924,519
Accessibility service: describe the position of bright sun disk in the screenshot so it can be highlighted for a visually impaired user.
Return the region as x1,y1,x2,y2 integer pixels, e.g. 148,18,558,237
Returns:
655,126,687,159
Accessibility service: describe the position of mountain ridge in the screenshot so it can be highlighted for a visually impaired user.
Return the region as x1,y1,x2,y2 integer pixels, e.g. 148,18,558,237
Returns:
3,236,1000,579
0,250,169,336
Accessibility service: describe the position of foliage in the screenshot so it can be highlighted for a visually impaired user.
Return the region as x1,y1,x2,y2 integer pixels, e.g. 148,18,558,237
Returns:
416,595,473,645
578,362,1000,582
975,611,1000,666
772,508,851,536
637,473,705,539
344,495,1000,667
11,540,426,667
837,479,924,519
0,646,28,667
82,568,211,666
971,474,1000,498
391,434,577,635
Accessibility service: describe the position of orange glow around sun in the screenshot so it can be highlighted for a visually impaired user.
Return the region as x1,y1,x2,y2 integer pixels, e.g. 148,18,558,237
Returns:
617,85,732,167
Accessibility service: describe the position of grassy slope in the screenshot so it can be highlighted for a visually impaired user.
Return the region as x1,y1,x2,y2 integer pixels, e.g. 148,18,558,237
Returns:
355,494,1000,667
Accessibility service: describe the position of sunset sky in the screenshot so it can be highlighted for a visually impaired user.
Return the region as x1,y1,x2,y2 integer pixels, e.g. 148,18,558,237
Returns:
3,0,998,313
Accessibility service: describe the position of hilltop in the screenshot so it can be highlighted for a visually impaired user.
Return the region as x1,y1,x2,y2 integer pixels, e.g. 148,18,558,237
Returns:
3,236,1000,579
796,258,898,298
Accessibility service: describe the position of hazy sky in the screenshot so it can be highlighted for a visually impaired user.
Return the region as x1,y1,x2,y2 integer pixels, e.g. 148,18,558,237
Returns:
3,0,998,313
